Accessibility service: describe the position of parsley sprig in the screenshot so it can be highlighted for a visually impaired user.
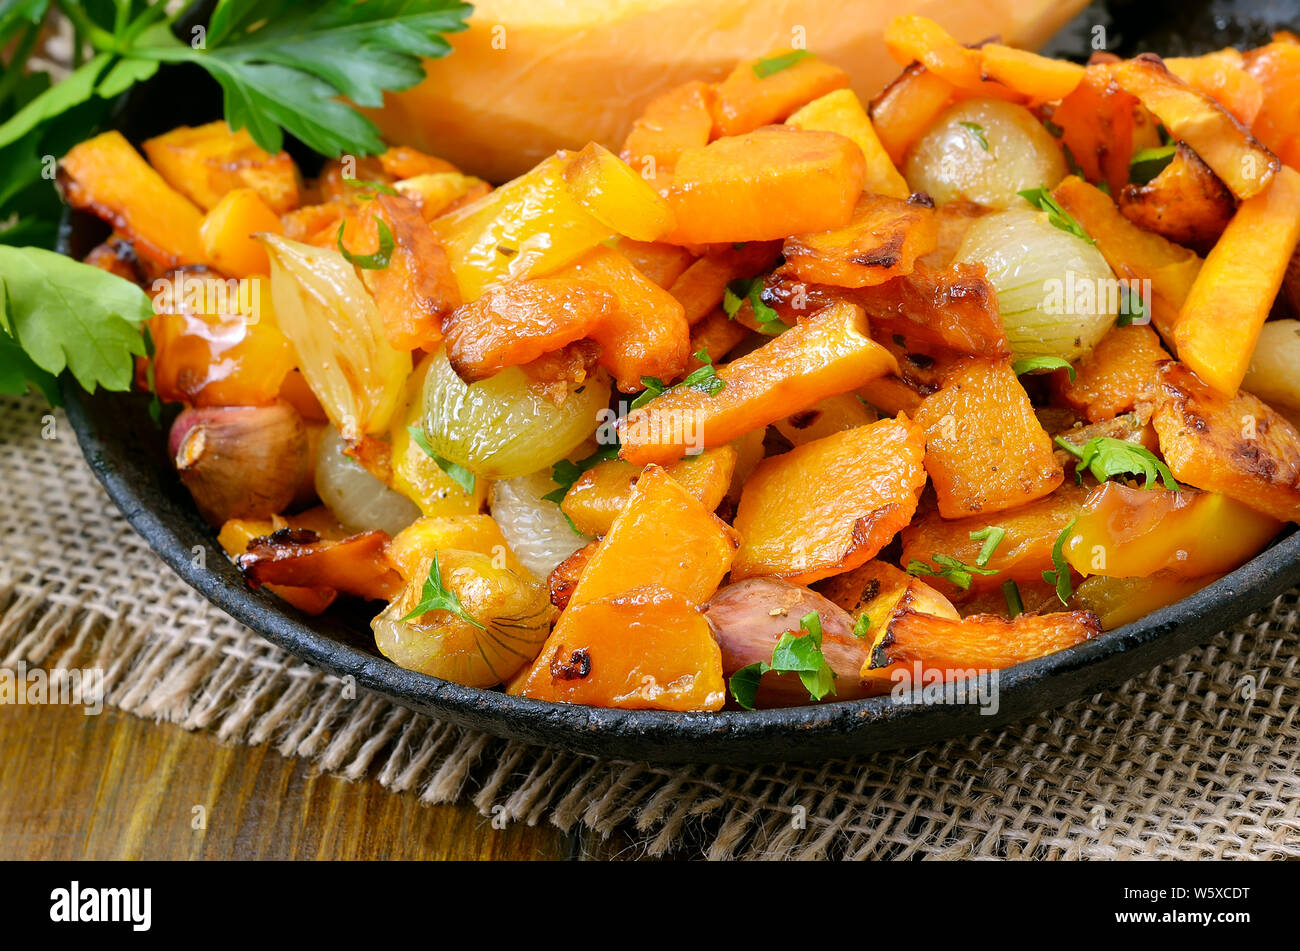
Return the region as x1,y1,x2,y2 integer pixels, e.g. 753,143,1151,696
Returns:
1042,519,1077,605
958,121,990,152
402,552,483,628
337,217,395,270
630,349,726,410
723,276,789,335
729,611,837,709
1012,355,1076,381
906,552,999,590
1018,186,1095,245
1054,436,1180,490
752,50,812,79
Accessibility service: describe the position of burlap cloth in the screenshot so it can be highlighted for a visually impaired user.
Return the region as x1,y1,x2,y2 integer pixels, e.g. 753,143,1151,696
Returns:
3,391,1299,859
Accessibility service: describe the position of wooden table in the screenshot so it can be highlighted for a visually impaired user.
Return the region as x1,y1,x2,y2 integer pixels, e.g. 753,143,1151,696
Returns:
0,700,638,860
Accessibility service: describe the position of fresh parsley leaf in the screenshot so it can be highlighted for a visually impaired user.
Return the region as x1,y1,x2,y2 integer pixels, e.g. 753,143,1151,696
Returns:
407,425,475,494
541,444,619,504
401,551,484,628
336,217,394,270
851,614,871,639
346,178,401,197
0,246,150,394
1001,579,1023,618
727,610,837,709
0,52,113,151
968,526,1006,568
1018,186,1095,245
1012,355,1076,381
1054,435,1179,490
958,121,989,152
752,50,812,79
629,352,726,409
1062,142,1085,180
1117,284,1146,327
724,276,788,335
907,553,999,590
1042,518,1077,605
1043,118,1064,138
1129,144,1177,185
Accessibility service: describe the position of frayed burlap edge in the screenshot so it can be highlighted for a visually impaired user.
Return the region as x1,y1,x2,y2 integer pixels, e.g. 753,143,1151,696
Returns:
3,394,1299,859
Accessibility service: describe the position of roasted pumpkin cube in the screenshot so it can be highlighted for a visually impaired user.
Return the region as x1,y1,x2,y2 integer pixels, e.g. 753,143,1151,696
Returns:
785,88,909,199
667,241,781,326
711,51,851,138
388,515,525,582
1117,144,1236,252
1056,323,1170,422
142,120,299,214
869,63,956,166
511,585,725,711
781,192,938,289
914,358,1064,519
732,416,927,584
664,127,866,244
564,464,737,607
441,278,614,381
620,80,715,174
618,300,898,466
1151,361,1300,523
59,131,206,268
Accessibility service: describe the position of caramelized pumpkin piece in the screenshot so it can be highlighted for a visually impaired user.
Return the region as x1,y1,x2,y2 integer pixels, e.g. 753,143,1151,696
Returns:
785,88,909,199
1056,323,1170,422
1164,50,1264,126
1174,165,1300,396
1117,144,1236,252
1151,361,1300,523
868,608,1101,673
560,446,736,539
773,393,876,447
199,187,282,278
441,277,614,381
781,192,937,289
59,130,206,268
664,127,866,244
433,154,613,300
377,145,458,179
141,121,299,214
549,245,689,391
565,465,737,608
869,63,956,166
733,416,927,584
1064,482,1281,579
711,51,851,138
610,238,695,288
1245,38,1300,159
914,358,1064,519
361,192,461,352
548,540,599,610
1114,54,1279,200
978,44,1085,103
899,483,1092,597
217,514,338,614
688,309,749,368
1052,175,1203,341
1051,65,1142,198
237,528,403,602
618,300,898,466
667,241,781,325
388,515,522,583
512,585,725,711
620,80,715,174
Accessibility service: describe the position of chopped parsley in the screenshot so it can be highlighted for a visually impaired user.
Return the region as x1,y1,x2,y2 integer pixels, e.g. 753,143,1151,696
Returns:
1129,144,1177,185
336,217,394,270
958,121,990,151
729,610,836,709
1002,580,1024,618
1042,519,1078,605
969,526,1006,568
1018,186,1095,245
723,276,789,335
1012,356,1077,381
907,553,999,591
407,426,475,494
402,552,483,629
752,50,813,79
1054,436,1180,490
630,349,726,409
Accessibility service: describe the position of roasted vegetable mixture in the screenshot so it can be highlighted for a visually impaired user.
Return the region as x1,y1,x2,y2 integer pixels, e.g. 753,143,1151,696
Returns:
58,16,1300,711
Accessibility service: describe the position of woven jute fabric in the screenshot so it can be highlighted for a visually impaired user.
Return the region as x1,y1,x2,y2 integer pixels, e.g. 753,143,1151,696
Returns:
2,392,1298,859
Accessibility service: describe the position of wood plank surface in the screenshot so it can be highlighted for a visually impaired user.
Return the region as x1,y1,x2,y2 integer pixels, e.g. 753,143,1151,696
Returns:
0,701,577,860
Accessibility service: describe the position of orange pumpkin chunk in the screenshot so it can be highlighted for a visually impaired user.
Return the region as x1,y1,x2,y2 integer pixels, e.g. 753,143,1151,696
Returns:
781,192,938,289
1057,323,1170,422
1151,361,1300,523
665,127,866,244
869,609,1101,673
512,585,725,711
565,464,737,608
899,483,1092,598
1052,65,1141,199
979,44,1085,102
914,358,1064,519
560,446,736,539
711,51,851,138
199,187,282,278
667,241,781,326
869,63,956,166
59,131,206,269
610,238,695,288
441,277,614,381
363,192,461,352
141,121,299,214
549,245,689,391
618,301,898,466
620,80,715,174
732,416,927,584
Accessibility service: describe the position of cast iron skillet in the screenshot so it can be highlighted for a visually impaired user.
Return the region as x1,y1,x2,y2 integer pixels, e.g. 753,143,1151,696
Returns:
59,1,1300,763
